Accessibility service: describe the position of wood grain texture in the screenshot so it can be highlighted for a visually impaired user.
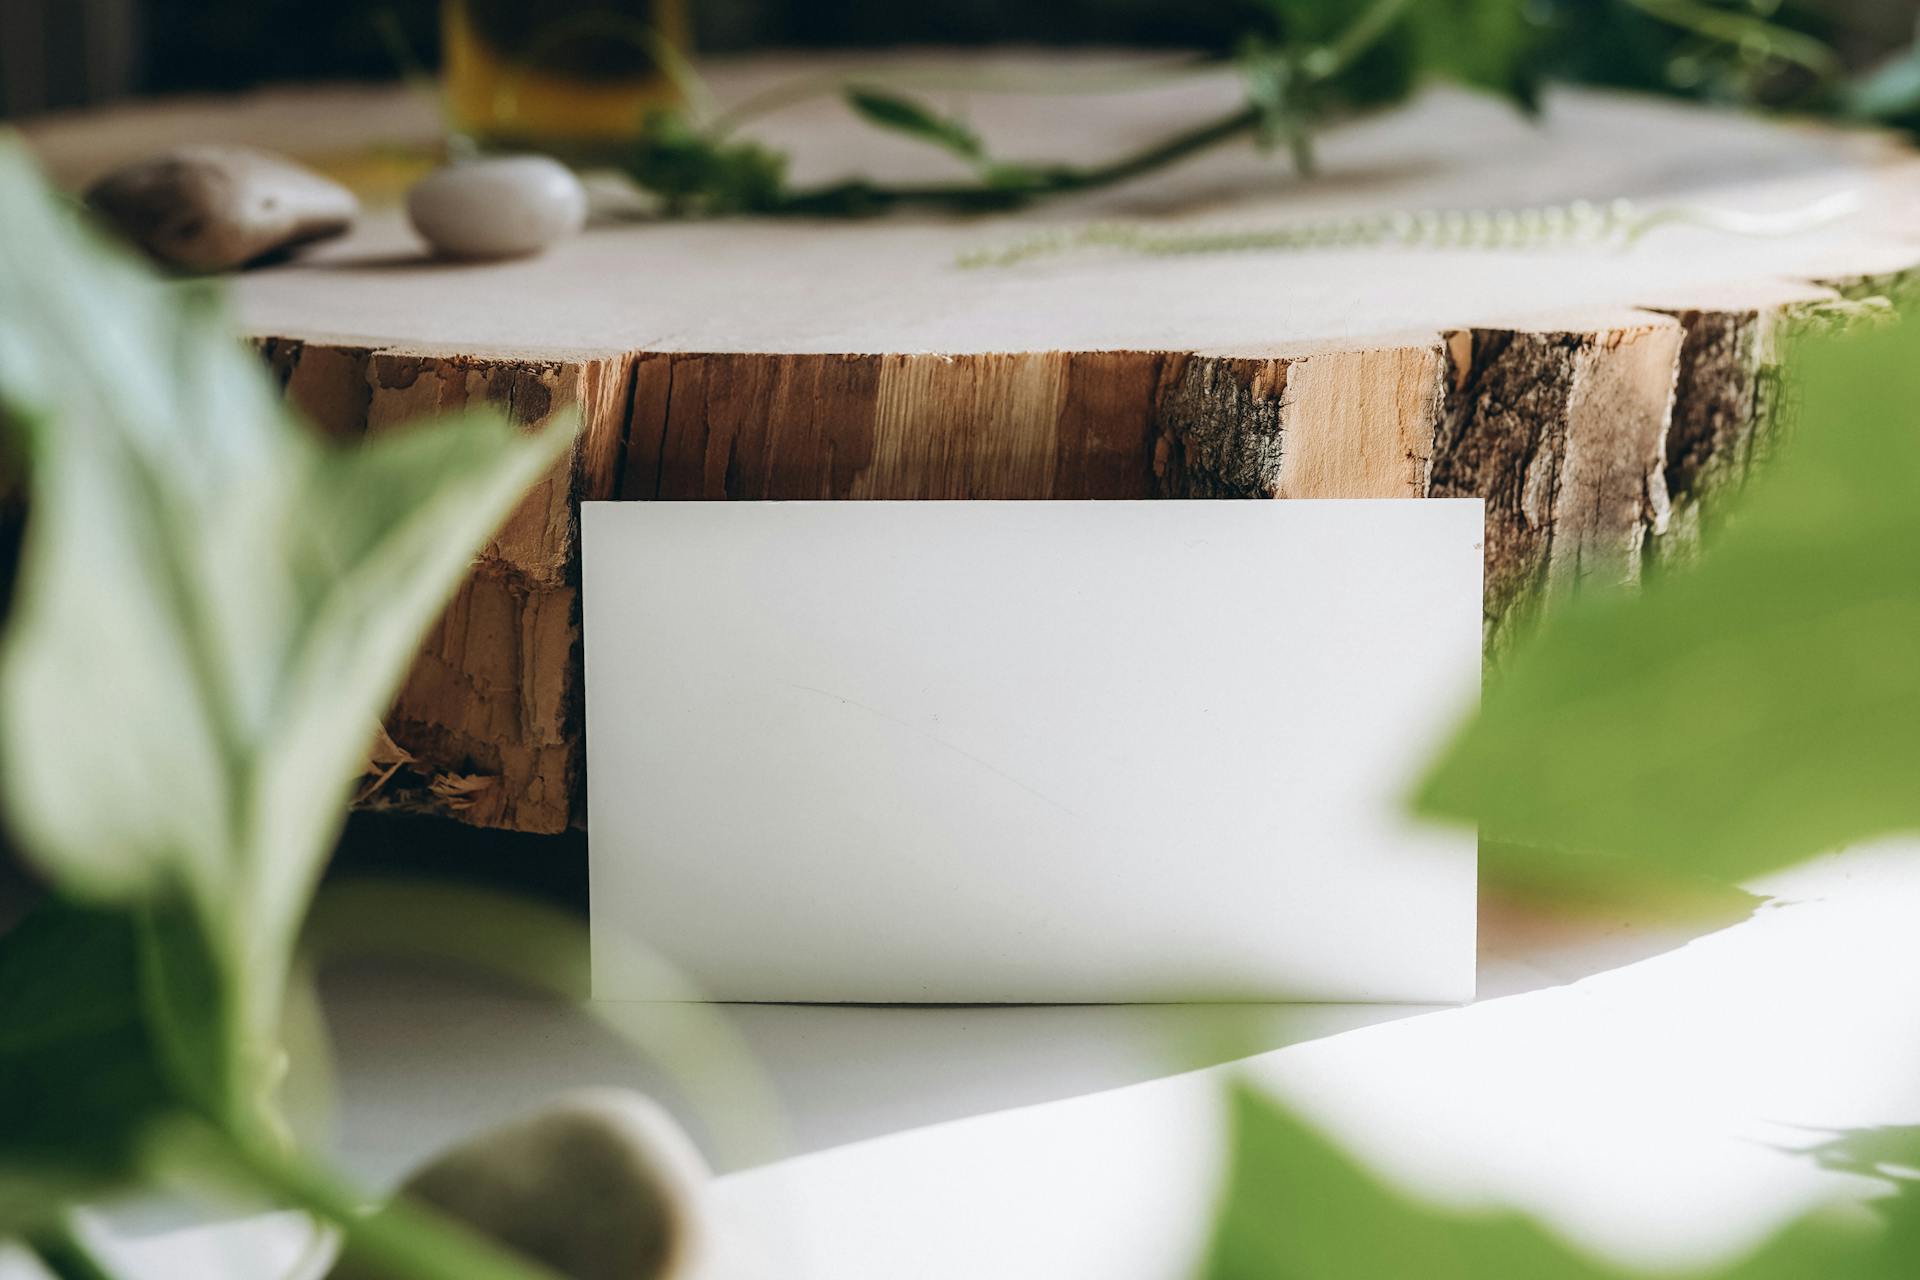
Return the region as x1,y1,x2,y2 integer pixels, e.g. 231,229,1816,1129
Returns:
1275,347,1442,500
261,339,614,832
31,56,1920,831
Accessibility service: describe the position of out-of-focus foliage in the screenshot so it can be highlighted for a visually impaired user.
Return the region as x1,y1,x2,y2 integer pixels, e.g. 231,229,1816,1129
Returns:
1254,0,1547,110
0,905,176,1224
1192,162,1920,1280
1845,31,1920,129
1409,0,1546,109
1416,317,1920,883
1232,0,1544,170
1543,0,1843,107
609,0,1554,213
109,0,1920,144
601,0,1912,215
1207,179,1920,1277
0,136,571,1268
1206,1085,1920,1280
626,106,790,213
844,86,991,164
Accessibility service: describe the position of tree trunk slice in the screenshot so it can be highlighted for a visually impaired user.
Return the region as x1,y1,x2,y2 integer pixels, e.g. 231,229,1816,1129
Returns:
27,54,1920,833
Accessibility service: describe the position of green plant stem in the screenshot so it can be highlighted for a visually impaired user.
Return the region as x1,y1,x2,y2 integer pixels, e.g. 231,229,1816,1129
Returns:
213,1131,563,1280
754,0,1414,215
774,103,1261,215
1621,0,1842,79
707,53,1223,136
1303,0,1416,79
26,1216,120,1280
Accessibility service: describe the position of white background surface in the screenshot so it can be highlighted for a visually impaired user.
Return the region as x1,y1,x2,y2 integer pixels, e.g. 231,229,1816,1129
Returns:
16,843,1920,1279
584,500,1482,1003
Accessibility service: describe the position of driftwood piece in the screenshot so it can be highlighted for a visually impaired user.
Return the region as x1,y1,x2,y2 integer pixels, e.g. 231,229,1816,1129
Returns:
27,54,1920,833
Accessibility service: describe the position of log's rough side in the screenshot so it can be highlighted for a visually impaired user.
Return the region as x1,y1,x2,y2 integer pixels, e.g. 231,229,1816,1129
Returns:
1650,285,1901,567
261,284,1890,833
1428,323,1680,650
1656,308,1770,556
262,338,620,834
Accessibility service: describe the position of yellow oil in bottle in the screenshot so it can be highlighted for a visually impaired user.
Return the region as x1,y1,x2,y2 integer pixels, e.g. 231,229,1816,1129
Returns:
442,0,692,146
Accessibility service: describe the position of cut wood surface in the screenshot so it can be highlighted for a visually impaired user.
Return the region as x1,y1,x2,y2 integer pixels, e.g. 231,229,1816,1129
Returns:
27,53,1920,833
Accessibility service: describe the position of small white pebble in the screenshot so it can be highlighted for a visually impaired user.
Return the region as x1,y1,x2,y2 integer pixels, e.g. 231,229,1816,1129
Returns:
407,156,588,261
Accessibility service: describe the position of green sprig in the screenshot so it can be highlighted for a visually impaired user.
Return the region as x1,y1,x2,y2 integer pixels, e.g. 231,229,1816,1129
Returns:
618,0,1504,217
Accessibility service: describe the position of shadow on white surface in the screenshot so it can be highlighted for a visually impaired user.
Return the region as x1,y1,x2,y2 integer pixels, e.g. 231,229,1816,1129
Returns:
312,859,1763,1189
317,958,1439,1188
0,843,1795,1280
706,843,1920,1279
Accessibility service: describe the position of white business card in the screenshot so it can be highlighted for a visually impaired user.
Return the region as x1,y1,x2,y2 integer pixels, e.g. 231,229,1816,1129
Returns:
584,499,1481,1004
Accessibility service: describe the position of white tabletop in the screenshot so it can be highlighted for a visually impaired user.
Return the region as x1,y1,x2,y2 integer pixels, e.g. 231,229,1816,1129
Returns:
14,842,1917,1279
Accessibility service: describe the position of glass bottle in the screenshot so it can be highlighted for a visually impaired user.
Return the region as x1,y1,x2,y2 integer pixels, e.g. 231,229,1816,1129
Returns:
442,0,692,149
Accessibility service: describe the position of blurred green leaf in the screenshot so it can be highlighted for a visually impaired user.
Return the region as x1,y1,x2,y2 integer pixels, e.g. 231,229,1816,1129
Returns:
844,87,987,164
1409,0,1544,111
1800,1126,1920,1185
0,136,575,1159
1615,0,1841,89
0,903,171,1228
1846,49,1920,122
1262,0,1419,110
1236,37,1315,166
1255,0,1539,126
0,897,239,1234
627,107,790,215
1416,318,1920,883
1206,1083,1920,1279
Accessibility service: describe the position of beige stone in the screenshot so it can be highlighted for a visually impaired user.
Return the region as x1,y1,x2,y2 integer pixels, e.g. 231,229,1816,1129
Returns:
329,1089,711,1280
87,145,356,273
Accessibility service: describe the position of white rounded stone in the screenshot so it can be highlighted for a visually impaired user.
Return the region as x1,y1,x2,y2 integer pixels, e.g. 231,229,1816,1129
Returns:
407,156,588,261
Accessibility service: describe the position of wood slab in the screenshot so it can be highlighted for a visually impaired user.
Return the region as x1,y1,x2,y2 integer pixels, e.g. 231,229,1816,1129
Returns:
27,53,1920,833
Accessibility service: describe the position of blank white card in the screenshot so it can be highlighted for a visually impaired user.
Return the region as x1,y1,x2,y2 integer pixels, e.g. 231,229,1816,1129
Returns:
584,500,1482,1004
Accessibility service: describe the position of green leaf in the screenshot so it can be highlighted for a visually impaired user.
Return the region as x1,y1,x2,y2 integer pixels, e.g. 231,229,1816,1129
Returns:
626,107,789,215
1237,38,1314,163
0,897,234,1236
1262,0,1418,111
1255,0,1381,46
0,137,576,1143
1409,0,1544,111
0,903,172,1228
844,86,986,165
134,898,243,1126
1415,318,1920,883
1206,1083,1920,1279
1845,48,1920,122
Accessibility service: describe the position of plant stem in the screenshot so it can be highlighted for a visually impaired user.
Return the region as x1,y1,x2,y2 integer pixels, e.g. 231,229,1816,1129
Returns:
215,1131,563,1280
708,53,1223,136
757,0,1408,216
1304,0,1417,80
1621,0,1841,79
774,100,1263,214
1063,105,1266,191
